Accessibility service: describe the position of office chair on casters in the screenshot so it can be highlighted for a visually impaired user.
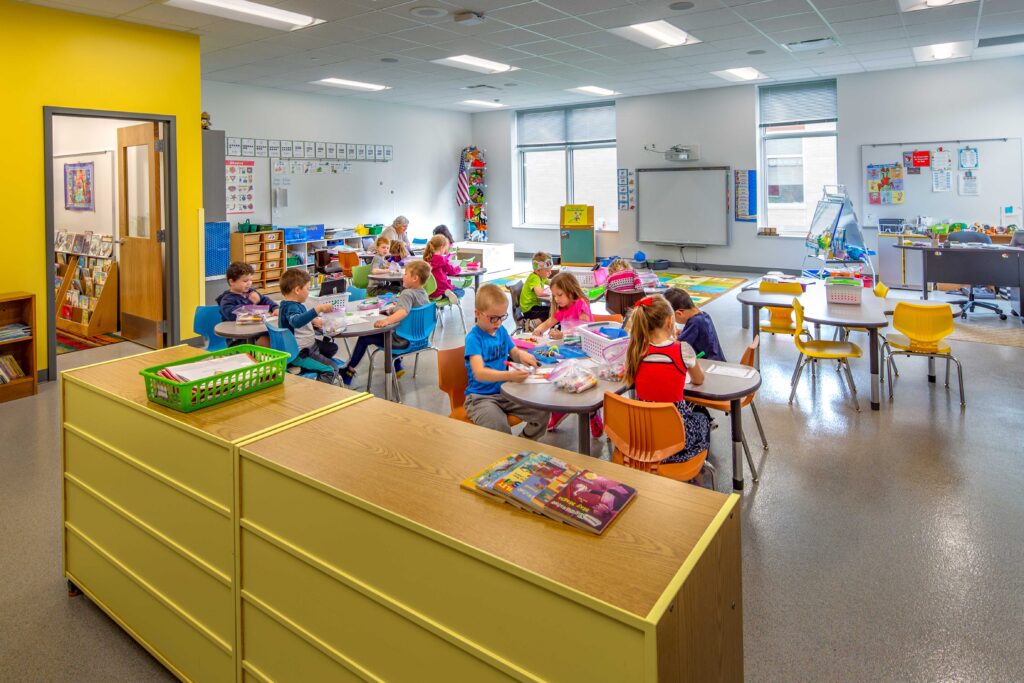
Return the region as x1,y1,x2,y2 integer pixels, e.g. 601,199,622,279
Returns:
507,281,526,334
944,232,1007,320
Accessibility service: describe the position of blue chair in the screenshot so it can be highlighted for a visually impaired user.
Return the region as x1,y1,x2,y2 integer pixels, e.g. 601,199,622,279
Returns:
193,305,227,351
264,320,319,379
366,303,438,401
347,286,367,302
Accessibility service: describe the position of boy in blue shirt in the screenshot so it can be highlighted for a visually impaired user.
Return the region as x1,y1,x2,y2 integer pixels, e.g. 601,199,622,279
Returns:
216,261,279,321
663,287,726,362
464,284,549,438
278,268,339,383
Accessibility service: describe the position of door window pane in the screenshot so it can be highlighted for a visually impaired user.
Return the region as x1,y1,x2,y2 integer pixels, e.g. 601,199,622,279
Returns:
523,150,566,225
571,147,618,230
126,144,150,238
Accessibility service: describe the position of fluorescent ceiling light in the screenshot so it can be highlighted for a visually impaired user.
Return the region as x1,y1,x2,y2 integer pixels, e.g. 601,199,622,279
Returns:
897,0,977,11
433,54,518,74
711,67,767,82
610,20,700,50
164,0,324,30
460,100,505,108
568,86,620,97
911,41,972,62
314,78,391,92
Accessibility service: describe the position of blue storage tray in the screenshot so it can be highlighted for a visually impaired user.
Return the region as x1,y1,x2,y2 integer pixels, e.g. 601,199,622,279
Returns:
204,221,230,277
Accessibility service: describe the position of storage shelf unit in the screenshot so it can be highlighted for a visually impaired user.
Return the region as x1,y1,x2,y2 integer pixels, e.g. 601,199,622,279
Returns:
0,292,36,403
230,230,284,294
55,253,119,338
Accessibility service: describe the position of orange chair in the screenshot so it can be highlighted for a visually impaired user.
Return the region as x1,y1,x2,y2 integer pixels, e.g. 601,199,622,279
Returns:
591,313,624,324
603,391,715,487
337,250,360,278
685,338,764,482
758,281,803,336
437,346,521,427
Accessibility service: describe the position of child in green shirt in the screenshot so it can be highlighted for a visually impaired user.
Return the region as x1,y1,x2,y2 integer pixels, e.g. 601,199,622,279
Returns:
519,251,553,322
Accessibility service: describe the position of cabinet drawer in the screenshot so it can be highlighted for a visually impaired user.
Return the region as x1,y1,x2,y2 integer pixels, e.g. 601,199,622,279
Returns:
243,234,262,245
243,251,263,265
244,243,262,255
262,232,281,244
263,242,282,255
264,260,281,271
263,268,282,281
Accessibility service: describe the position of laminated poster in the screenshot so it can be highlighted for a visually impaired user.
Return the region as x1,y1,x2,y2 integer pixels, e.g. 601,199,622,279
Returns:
957,170,979,196
959,146,979,170
932,168,952,193
225,159,255,214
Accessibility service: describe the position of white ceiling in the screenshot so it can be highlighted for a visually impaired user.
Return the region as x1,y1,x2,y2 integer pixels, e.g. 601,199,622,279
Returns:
20,0,1024,111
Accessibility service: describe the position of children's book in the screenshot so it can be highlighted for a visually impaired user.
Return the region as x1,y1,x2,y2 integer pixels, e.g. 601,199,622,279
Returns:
88,234,102,256
55,230,70,252
544,470,638,535
71,233,88,254
463,452,637,535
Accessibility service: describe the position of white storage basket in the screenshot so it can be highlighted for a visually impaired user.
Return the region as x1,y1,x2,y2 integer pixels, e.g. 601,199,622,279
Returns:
825,279,862,305
578,322,628,360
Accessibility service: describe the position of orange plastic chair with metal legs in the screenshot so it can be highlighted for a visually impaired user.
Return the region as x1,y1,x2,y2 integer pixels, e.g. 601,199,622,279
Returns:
591,313,624,324
437,346,521,427
602,392,716,487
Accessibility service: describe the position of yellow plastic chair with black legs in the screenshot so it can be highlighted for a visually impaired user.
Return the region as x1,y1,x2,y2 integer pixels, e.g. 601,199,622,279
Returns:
790,298,863,411
883,301,964,406
758,281,804,336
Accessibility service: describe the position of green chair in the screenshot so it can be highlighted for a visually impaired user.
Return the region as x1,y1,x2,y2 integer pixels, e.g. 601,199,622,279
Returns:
426,274,467,338
351,264,371,290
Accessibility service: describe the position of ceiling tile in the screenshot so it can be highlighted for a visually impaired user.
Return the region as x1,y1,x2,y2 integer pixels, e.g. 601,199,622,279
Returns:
513,38,580,55
541,0,632,13
557,30,623,49
831,16,901,35
529,17,599,38
900,2,980,25
391,24,462,45
121,3,225,29
840,28,908,45
23,0,141,14
486,3,572,26
982,0,1024,14
343,11,422,34
755,13,831,35
821,0,898,24
270,0,371,22
580,5,681,30
485,27,548,45
733,0,815,23
904,19,977,37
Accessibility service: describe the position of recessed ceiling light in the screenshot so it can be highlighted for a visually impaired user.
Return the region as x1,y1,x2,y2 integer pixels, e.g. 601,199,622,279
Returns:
433,54,518,74
568,86,620,97
313,78,391,92
410,6,447,19
164,0,323,31
610,20,701,50
668,1,695,9
897,0,977,11
711,67,767,82
911,40,972,62
461,100,505,108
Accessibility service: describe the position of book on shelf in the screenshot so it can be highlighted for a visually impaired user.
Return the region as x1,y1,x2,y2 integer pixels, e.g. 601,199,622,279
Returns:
71,232,89,254
55,230,70,252
0,354,26,383
88,234,102,256
0,323,32,342
462,452,638,535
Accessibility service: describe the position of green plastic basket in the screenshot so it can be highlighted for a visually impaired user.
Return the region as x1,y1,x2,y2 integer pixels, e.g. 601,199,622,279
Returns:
139,345,289,413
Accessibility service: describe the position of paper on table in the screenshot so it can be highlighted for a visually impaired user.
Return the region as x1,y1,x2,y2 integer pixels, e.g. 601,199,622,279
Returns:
166,354,257,382
705,363,755,379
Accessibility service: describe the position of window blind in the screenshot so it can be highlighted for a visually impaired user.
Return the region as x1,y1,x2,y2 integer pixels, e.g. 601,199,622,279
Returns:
517,104,615,146
758,79,837,127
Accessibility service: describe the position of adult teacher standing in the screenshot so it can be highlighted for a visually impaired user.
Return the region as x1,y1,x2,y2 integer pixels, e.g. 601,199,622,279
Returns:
380,215,413,252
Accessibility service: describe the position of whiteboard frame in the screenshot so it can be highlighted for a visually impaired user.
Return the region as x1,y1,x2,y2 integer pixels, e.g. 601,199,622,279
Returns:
636,166,731,247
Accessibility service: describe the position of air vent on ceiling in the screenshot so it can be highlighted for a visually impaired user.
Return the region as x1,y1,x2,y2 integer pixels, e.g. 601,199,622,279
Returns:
783,37,839,53
978,33,1024,48
462,84,500,90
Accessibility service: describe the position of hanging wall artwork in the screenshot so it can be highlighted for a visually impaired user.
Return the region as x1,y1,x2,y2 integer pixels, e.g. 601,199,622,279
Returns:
64,162,95,211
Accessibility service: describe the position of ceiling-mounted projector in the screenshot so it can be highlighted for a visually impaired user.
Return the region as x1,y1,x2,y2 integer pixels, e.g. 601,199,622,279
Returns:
454,11,485,25
664,144,700,162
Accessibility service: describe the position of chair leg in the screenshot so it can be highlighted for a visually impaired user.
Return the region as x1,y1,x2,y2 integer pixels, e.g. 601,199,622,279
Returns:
366,349,378,392
413,352,420,378
343,338,352,358
790,353,804,386
702,459,717,491
392,372,402,403
887,353,895,400
741,434,760,483
841,359,860,411
749,402,769,450
944,356,951,388
789,356,807,403
951,355,966,407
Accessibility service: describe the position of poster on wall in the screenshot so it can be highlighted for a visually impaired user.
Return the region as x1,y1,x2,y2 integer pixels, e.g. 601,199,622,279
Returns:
356,145,366,161
225,160,255,214
255,139,268,157
733,169,756,221
902,152,921,175
375,144,385,161
280,140,292,158
64,162,95,211
241,138,255,156
958,170,979,196
866,163,904,205
326,143,336,159
227,137,242,156
384,145,393,162
268,140,280,158
292,141,305,158
304,141,316,158
346,143,357,159
958,146,979,170
315,142,326,158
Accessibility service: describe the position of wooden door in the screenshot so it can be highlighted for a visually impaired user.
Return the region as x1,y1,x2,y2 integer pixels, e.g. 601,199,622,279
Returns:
117,122,165,348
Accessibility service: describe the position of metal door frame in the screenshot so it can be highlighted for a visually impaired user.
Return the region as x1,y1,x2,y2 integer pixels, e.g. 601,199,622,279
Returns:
43,107,180,381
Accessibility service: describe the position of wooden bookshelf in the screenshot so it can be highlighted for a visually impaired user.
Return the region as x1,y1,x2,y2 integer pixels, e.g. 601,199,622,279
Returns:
0,292,37,403
230,230,284,294
55,253,119,338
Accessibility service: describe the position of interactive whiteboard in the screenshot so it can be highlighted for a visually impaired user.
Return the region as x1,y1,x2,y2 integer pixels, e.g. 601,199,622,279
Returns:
636,167,730,247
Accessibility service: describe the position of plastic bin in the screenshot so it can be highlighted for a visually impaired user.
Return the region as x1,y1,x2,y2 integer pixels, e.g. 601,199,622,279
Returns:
825,278,863,304
282,226,306,243
140,345,289,413
579,322,628,360
305,224,325,241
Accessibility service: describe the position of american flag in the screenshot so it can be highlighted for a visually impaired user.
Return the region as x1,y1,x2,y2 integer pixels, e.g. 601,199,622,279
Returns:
456,148,470,206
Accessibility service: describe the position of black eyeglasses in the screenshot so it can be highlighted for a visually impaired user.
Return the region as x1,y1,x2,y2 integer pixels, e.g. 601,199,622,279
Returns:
487,313,509,324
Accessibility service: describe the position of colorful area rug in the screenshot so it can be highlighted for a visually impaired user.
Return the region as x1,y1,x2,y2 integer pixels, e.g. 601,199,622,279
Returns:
56,330,125,355
487,271,746,307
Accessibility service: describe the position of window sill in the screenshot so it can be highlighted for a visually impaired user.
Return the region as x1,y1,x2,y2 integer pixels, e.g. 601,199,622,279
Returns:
756,233,806,240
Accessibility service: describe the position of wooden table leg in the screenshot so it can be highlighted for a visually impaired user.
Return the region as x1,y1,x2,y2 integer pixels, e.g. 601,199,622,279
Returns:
577,412,591,456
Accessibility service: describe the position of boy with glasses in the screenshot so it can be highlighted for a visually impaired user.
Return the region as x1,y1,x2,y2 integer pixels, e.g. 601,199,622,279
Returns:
463,284,549,438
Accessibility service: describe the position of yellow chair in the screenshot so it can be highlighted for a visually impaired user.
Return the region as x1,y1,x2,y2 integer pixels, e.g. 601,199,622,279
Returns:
883,302,964,406
758,281,803,336
790,298,863,411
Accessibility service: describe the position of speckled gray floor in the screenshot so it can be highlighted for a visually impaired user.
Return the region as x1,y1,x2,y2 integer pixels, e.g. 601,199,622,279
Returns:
2,270,1022,681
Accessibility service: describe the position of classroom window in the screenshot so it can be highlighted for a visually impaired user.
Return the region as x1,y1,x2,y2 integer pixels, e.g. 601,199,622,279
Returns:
758,81,838,236
517,104,618,230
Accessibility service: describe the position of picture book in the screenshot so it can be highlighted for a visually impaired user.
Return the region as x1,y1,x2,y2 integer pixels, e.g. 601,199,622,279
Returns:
88,234,102,256
55,230,70,252
0,354,27,383
460,451,531,501
544,470,637,535
463,452,637,535
71,233,88,254
99,236,114,258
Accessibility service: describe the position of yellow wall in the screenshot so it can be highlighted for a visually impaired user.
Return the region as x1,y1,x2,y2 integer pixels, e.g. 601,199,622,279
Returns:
0,0,202,371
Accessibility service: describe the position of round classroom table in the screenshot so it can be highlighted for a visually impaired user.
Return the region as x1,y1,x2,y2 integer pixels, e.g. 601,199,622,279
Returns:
500,357,761,491
332,302,400,401
368,268,489,291
213,320,267,341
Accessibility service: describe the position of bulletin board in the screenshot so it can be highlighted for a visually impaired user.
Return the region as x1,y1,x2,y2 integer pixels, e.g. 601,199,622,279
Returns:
859,138,1022,227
